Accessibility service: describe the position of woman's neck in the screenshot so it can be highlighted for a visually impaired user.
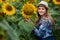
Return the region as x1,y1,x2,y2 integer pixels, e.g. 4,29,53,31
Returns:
41,14,48,20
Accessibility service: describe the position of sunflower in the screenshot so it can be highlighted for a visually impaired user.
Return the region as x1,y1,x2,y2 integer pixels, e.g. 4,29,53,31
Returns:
2,2,15,15
0,35,4,40
44,0,50,2
0,9,5,16
28,0,36,3
0,12,5,17
22,2,37,18
11,0,17,2
22,11,32,18
53,0,60,4
0,0,7,3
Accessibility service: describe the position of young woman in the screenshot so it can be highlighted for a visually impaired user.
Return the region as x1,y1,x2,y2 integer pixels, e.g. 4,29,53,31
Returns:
33,1,55,40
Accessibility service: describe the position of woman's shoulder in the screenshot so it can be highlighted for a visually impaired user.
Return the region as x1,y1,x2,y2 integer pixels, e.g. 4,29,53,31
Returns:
41,17,52,24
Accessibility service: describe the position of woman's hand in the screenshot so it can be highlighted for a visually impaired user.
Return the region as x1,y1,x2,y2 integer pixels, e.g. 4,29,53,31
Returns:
25,18,31,22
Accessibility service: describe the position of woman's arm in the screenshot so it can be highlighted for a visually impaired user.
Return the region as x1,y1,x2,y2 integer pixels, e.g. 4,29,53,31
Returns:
34,20,50,37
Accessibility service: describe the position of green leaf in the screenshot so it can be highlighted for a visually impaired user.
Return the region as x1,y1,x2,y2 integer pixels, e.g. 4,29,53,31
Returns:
18,19,34,33
0,19,19,40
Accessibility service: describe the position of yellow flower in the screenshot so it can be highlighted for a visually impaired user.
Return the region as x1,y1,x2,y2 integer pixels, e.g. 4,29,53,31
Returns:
2,2,15,15
22,2,37,18
0,35,4,40
0,0,7,3
0,12,5,17
44,0,50,2
22,11,32,18
53,0,60,4
28,0,36,3
11,0,17,2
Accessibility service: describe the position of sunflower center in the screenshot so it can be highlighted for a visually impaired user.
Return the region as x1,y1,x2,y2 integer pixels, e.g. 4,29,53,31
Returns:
56,0,60,2
2,0,5,2
6,5,13,11
24,10,34,15
0,35,4,40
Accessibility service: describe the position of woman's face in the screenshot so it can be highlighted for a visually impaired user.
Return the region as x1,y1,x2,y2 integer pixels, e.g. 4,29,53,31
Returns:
38,6,46,16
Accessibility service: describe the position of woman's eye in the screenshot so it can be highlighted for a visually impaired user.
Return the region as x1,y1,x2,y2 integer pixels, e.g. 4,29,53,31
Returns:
38,8,41,10
42,8,44,10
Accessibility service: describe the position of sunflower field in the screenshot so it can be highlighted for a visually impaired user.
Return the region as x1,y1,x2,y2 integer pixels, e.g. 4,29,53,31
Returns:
0,0,60,40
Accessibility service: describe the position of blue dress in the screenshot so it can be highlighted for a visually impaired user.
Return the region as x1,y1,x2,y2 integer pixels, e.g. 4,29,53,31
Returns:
34,18,54,40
